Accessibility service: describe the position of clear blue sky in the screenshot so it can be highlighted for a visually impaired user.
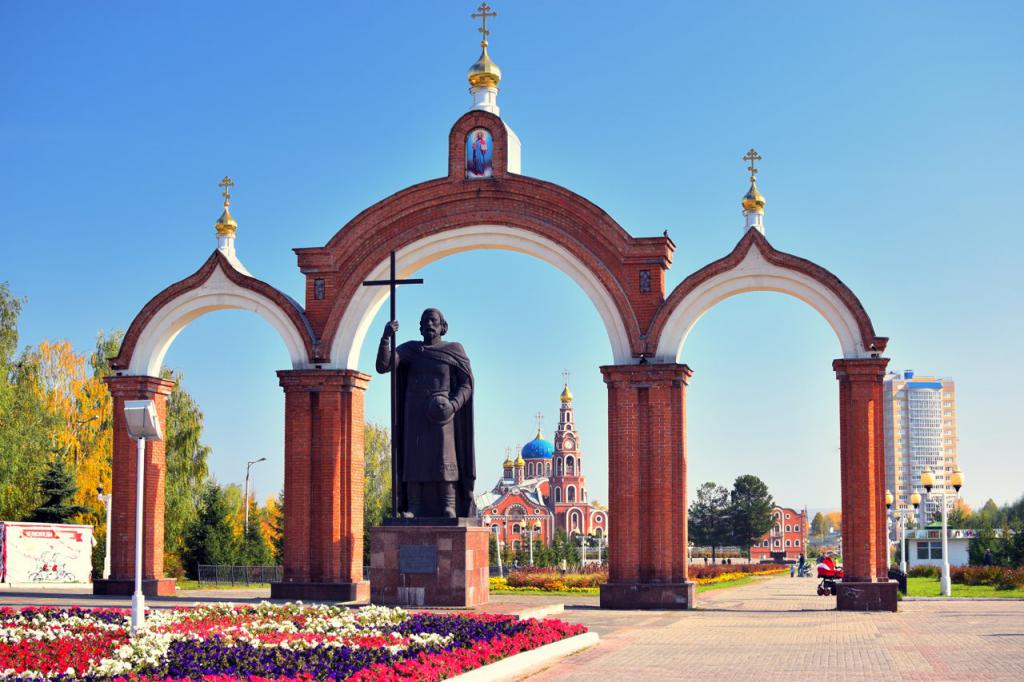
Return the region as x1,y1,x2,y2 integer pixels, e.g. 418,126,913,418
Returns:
2,2,1021,512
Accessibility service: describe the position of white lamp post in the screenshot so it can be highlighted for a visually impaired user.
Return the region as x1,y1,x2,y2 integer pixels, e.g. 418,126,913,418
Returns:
525,521,541,566
96,486,112,580
907,489,922,573
123,399,163,633
492,524,504,578
921,465,964,597
244,457,267,534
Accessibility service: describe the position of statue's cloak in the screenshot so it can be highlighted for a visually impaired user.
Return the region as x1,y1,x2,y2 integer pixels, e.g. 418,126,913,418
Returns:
394,340,477,517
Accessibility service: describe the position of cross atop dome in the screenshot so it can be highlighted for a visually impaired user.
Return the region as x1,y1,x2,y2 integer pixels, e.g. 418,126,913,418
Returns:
741,148,767,236
467,3,503,114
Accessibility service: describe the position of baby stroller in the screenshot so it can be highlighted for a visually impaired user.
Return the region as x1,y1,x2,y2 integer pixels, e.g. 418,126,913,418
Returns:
816,555,843,596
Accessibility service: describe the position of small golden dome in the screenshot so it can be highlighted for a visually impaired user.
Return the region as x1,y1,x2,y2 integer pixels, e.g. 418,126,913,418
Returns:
215,204,238,237
503,454,513,467
514,454,525,467
560,384,573,403
468,41,501,89
742,181,766,213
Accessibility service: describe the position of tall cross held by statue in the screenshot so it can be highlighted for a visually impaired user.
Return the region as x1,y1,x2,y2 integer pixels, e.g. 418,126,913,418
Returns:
362,252,424,516
472,3,497,43
743,148,762,181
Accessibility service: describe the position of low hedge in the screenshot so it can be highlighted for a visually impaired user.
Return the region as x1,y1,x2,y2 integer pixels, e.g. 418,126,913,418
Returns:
951,565,1024,590
908,565,941,579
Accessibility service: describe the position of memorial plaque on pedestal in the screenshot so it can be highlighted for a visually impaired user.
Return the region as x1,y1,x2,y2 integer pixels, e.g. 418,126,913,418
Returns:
370,525,489,607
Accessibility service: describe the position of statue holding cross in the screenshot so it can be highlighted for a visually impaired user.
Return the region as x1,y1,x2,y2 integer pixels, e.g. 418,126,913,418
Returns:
366,253,477,519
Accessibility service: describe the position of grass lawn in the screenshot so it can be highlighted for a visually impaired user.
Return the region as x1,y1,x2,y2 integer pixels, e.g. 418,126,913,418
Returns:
907,577,1024,598
175,580,272,591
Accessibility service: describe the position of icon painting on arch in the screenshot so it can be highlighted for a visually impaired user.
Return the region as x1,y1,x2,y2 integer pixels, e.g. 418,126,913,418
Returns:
466,128,493,178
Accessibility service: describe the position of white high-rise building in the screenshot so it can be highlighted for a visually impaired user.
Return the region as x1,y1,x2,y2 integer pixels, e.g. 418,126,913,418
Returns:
883,371,959,522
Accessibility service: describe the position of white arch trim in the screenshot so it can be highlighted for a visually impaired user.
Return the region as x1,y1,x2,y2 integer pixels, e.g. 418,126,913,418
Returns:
329,225,633,368
128,266,311,376
654,246,872,361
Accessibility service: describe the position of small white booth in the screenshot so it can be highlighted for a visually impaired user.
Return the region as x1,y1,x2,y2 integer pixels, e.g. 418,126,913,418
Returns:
0,522,94,587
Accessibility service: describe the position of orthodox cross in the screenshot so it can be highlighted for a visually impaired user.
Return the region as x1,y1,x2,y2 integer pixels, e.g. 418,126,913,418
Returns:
743,148,762,181
535,411,544,432
362,251,424,515
218,176,235,203
472,3,497,42
562,368,571,386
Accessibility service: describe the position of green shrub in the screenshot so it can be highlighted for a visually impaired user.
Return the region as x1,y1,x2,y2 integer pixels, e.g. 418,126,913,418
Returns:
951,565,1024,589
908,565,940,579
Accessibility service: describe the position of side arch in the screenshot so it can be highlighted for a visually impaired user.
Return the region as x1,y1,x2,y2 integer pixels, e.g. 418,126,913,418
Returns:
328,225,633,368
110,251,316,376
650,230,887,361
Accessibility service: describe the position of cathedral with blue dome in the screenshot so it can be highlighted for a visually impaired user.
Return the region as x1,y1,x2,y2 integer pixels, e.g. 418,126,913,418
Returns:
476,378,609,553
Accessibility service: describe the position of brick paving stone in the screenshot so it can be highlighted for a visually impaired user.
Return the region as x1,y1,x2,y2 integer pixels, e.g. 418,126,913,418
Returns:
527,576,1024,681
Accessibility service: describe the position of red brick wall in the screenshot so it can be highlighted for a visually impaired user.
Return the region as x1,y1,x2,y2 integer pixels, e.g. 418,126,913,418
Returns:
105,375,176,580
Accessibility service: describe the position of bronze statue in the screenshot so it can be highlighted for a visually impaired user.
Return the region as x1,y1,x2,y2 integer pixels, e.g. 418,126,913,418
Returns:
376,309,476,518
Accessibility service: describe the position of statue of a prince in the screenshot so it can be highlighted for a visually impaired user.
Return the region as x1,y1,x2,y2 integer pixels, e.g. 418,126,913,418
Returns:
376,308,477,519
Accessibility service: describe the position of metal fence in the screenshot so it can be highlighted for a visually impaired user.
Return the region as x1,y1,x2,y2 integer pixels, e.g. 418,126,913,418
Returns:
197,565,283,586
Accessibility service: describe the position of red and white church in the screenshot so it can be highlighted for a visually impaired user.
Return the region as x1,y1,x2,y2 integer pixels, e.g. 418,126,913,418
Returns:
477,380,608,552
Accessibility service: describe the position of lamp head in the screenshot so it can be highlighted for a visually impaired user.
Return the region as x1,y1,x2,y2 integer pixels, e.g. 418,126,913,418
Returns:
920,466,935,493
124,400,163,441
951,468,964,492
885,489,894,509
911,490,922,509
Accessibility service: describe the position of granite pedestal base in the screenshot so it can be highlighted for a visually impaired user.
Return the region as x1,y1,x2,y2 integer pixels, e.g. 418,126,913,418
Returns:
836,580,898,611
93,578,176,596
370,524,489,607
600,581,696,609
270,580,370,603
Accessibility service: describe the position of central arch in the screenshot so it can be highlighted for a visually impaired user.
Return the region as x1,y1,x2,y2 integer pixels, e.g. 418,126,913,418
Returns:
329,224,632,368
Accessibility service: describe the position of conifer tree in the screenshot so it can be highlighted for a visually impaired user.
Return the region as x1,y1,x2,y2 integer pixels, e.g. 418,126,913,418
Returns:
29,455,89,523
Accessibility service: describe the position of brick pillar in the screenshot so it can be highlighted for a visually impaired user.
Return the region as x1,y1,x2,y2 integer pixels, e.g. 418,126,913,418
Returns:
600,363,695,609
271,369,371,602
93,375,177,597
834,358,898,611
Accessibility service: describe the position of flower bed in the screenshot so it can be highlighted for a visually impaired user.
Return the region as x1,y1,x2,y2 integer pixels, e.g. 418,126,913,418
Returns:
0,603,586,680
490,563,788,594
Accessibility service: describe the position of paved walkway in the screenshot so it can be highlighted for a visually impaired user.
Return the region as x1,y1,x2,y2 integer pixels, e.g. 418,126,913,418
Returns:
528,576,1024,681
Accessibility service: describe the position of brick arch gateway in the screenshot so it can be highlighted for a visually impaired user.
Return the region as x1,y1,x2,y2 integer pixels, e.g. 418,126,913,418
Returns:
97,110,896,610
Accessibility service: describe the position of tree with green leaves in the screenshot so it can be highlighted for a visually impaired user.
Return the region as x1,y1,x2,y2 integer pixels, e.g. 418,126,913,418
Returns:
162,371,213,571
0,284,53,520
181,482,241,577
728,474,774,558
29,455,89,523
810,512,828,540
240,499,273,566
688,481,731,560
363,422,392,549
267,490,284,565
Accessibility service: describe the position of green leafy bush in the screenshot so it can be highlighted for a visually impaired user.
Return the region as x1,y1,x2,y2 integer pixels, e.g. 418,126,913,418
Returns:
951,565,1024,590
908,565,941,578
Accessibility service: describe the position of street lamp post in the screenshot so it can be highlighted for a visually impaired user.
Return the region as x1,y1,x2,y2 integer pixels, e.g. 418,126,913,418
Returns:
921,465,964,597
907,490,922,574
244,457,267,534
96,486,112,580
525,522,541,566
886,489,910,574
123,400,163,633
491,524,504,578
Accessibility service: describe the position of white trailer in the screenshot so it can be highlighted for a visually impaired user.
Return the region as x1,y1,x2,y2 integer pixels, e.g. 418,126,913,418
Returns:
0,521,93,586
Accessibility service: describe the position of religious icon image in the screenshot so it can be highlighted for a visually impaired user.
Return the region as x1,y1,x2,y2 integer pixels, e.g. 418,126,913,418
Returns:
466,128,493,178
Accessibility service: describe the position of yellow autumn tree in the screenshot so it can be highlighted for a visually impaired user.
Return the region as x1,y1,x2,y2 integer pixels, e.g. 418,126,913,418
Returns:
31,339,111,526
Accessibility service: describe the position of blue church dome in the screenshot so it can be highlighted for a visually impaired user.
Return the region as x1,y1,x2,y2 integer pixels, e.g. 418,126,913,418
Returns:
521,431,554,459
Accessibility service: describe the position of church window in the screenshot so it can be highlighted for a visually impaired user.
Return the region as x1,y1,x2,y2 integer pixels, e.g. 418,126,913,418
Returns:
794,525,800,532
639,269,651,293
795,540,800,547
567,486,576,502
786,540,791,547
512,524,520,534
554,487,562,503
566,456,575,475
763,540,769,547
786,525,791,532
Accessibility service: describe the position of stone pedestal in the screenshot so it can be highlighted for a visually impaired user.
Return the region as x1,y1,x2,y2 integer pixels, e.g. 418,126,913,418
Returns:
836,580,898,612
600,581,696,610
270,580,370,603
93,578,176,597
370,523,489,607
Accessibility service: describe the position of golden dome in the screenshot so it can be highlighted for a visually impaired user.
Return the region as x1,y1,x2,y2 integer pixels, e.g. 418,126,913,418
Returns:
742,180,766,213
503,454,513,467
468,41,501,89
514,454,525,467
560,384,573,403
215,204,238,237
